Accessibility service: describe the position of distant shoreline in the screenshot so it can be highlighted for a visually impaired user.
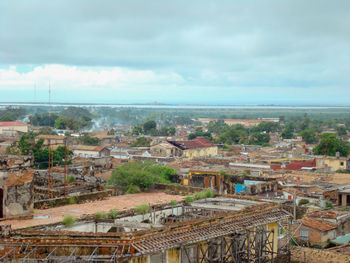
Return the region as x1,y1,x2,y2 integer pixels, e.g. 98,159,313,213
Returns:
0,102,350,109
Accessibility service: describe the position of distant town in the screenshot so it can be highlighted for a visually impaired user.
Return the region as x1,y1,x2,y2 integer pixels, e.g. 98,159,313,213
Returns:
0,104,349,262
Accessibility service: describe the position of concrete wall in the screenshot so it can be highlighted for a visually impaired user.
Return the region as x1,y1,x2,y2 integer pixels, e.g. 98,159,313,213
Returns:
182,146,218,159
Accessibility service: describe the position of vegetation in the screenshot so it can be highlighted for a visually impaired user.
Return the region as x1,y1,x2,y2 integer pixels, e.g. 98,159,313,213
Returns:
132,120,175,136
125,185,141,194
188,127,212,141
184,196,194,203
67,197,75,205
313,133,349,157
135,204,150,214
77,133,100,146
107,161,177,193
30,113,58,127
95,211,108,219
108,209,119,219
0,107,26,121
170,200,177,206
66,175,75,183
300,129,317,144
62,215,75,228
131,137,152,147
326,201,334,209
281,127,294,139
6,134,73,169
298,199,310,206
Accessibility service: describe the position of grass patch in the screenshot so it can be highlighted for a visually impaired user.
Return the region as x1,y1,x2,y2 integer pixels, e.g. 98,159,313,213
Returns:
170,200,177,206
108,209,119,219
95,211,108,219
185,196,194,203
126,185,141,194
135,204,150,214
62,215,75,228
67,197,75,205
66,175,75,183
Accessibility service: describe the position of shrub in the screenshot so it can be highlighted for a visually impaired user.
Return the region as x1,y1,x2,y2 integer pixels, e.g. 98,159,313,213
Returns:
135,204,150,214
340,206,350,211
204,189,214,198
298,199,310,206
62,215,75,228
170,200,177,206
108,209,119,219
66,175,75,183
326,201,334,208
67,197,75,205
126,184,141,194
185,196,194,203
95,211,108,219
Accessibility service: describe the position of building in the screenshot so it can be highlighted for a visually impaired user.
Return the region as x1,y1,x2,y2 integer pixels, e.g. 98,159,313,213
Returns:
0,121,28,136
72,145,111,158
0,196,291,262
0,155,34,219
316,156,349,171
151,137,218,159
35,135,66,146
294,217,337,247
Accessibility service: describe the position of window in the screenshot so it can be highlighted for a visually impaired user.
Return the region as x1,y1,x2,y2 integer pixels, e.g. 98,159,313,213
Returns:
300,229,309,241
340,162,344,166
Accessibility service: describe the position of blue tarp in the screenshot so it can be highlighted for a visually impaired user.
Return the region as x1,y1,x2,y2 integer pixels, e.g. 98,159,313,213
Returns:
235,184,247,194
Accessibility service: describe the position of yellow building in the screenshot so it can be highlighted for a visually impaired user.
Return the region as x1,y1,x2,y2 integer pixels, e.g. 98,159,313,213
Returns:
151,137,218,159
316,156,349,171
35,134,66,146
0,121,28,135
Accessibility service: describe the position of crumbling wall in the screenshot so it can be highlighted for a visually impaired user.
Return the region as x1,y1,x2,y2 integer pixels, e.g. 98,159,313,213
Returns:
5,180,34,217
291,247,350,263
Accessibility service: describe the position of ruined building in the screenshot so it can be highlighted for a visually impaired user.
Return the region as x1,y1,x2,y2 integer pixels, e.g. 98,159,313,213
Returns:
0,196,291,262
0,155,34,219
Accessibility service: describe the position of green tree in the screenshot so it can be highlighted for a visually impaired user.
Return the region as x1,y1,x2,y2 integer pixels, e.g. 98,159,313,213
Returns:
337,126,347,136
131,137,152,147
300,129,317,144
281,128,294,139
107,162,176,193
77,133,100,146
313,133,349,157
143,120,157,133
248,132,270,145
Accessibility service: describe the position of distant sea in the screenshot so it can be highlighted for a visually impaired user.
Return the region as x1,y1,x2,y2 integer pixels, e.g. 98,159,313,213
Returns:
0,102,349,110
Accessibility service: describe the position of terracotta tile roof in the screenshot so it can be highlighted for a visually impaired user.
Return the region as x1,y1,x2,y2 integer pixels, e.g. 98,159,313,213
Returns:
0,121,27,127
174,137,213,149
73,145,107,152
302,217,337,232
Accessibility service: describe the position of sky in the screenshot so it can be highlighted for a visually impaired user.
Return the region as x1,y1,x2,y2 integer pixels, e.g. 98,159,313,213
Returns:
1,0,350,105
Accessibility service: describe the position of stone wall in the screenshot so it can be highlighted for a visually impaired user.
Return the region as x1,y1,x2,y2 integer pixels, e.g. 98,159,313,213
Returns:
154,183,206,194
5,181,34,218
34,189,115,209
291,247,350,263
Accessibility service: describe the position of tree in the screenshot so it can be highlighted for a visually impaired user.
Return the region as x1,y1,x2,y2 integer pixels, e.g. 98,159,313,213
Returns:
313,133,349,157
143,120,156,133
107,162,176,193
248,132,270,146
300,130,317,144
77,133,100,146
337,126,347,136
131,137,152,147
281,128,294,139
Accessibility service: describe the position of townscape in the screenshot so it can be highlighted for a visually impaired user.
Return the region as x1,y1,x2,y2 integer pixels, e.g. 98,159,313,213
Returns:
0,105,350,262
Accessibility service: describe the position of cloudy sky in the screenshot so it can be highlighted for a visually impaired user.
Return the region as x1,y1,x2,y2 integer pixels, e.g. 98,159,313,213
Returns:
1,0,350,105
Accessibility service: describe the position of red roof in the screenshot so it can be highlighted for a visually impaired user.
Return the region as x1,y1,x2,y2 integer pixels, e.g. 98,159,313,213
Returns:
0,121,27,127
302,217,337,232
179,137,213,149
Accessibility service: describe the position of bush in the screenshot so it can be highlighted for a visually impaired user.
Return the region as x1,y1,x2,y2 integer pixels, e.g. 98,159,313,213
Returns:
108,161,176,193
67,197,75,205
204,189,214,198
185,196,194,203
62,215,75,227
109,209,119,219
340,206,350,211
126,185,141,194
66,175,75,183
170,200,177,206
298,199,310,206
135,204,150,214
326,201,334,208
95,211,108,219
